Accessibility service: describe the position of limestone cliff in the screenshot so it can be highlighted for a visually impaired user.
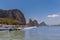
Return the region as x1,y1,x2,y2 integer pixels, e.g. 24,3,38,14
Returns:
0,9,26,25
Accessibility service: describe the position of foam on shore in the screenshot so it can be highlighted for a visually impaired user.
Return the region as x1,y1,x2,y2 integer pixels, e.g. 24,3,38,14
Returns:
23,27,37,30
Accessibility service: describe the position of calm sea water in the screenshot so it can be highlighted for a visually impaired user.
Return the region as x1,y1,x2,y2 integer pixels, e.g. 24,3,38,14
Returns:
0,26,60,40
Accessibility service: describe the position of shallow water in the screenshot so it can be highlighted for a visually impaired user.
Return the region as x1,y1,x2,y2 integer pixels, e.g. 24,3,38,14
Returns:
0,30,25,40
0,26,60,40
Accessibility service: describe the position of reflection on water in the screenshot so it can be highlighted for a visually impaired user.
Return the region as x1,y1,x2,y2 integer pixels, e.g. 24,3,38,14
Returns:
0,30,25,40
0,26,60,40
9,30,25,40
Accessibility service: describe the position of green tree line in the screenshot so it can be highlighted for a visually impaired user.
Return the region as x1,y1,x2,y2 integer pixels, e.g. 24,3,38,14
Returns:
0,18,20,25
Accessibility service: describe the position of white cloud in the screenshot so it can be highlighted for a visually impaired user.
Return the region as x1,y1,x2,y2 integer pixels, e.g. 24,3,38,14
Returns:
47,14,60,18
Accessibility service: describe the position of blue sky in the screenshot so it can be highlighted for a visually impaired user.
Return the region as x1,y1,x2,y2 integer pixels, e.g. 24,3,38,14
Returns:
0,0,60,25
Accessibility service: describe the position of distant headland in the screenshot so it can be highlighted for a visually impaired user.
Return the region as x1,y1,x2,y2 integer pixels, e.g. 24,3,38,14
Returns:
0,9,26,25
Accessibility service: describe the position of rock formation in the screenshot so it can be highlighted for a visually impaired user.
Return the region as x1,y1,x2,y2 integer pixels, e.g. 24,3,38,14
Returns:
0,9,26,25
27,19,34,26
33,20,39,26
27,19,39,26
40,22,47,26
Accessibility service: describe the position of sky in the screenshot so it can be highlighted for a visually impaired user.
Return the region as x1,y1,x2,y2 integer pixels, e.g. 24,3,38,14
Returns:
0,0,60,25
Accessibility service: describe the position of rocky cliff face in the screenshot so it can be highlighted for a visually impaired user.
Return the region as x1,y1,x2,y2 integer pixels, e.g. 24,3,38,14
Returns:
40,22,47,26
33,20,39,26
27,19,39,26
0,9,26,25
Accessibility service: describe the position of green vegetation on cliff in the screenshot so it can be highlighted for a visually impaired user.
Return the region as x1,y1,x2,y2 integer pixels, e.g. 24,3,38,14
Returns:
0,9,26,25
0,18,19,25
27,19,39,26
